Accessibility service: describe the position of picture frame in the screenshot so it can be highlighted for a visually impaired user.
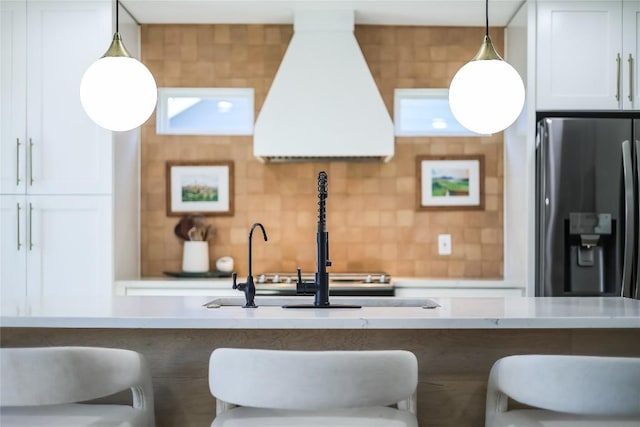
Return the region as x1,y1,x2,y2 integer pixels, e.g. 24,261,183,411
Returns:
166,161,234,217
416,155,484,211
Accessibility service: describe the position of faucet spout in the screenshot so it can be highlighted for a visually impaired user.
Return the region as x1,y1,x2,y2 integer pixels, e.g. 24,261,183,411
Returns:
232,222,268,308
248,223,268,278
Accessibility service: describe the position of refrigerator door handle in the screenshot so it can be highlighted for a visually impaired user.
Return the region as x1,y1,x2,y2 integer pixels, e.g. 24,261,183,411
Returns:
635,139,640,299
536,119,549,296
621,140,634,297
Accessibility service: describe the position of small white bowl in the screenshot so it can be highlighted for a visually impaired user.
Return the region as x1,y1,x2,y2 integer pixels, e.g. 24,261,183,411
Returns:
216,256,234,273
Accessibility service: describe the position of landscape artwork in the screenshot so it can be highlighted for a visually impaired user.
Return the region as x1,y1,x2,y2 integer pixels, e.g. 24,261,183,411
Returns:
166,161,234,216
180,174,219,202
417,156,484,211
431,168,470,197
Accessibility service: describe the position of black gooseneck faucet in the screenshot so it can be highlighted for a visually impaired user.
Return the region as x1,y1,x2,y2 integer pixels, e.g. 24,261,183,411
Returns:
232,222,268,308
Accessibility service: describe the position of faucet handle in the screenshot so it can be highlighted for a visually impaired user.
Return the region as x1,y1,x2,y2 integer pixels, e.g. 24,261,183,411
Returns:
231,272,238,289
296,267,316,294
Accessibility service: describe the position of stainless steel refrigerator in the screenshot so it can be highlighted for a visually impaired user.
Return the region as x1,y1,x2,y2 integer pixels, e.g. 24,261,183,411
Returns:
536,116,639,298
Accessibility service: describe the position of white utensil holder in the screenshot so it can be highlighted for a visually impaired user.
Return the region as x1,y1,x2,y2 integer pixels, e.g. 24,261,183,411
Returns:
182,241,209,272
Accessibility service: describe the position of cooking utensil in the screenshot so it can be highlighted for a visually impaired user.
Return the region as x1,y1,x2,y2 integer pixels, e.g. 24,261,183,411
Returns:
174,216,195,240
188,226,199,241
204,225,215,241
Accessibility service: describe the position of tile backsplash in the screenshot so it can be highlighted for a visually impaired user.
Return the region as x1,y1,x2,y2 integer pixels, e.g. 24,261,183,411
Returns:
140,24,504,278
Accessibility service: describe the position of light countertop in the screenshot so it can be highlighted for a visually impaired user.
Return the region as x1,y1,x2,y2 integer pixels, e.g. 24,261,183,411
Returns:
1,296,639,330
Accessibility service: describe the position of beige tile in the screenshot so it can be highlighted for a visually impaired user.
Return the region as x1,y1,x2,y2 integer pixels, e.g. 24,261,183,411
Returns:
464,244,482,261
431,260,448,277
482,261,501,278
464,261,483,278
139,24,505,279
484,194,498,211
482,245,503,261
481,228,499,244
396,210,414,227
414,260,431,276
448,260,466,277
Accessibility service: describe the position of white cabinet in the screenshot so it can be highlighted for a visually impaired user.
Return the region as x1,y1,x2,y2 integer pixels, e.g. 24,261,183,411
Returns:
1,195,112,315
0,197,26,315
623,1,640,109
0,1,120,315
536,0,639,110
394,287,525,298
0,1,26,194
1,0,112,195
393,280,527,298
115,280,237,296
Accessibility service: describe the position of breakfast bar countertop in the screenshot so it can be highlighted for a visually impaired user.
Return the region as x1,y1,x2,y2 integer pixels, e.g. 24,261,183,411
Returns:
2,296,639,330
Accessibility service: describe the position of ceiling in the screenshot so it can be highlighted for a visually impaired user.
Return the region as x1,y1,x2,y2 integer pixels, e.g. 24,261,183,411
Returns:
120,0,526,27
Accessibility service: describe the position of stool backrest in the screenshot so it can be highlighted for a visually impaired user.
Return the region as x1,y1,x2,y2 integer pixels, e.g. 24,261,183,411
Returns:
0,346,153,414
209,348,418,411
486,355,640,417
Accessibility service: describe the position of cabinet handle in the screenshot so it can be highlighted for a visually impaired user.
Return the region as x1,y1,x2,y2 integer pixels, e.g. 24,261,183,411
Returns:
28,202,33,251
29,138,34,186
616,53,621,102
629,54,634,102
16,138,21,186
17,203,22,250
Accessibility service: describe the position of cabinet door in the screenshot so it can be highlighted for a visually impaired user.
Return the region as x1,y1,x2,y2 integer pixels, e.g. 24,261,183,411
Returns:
26,196,113,312
623,1,640,110
537,1,623,110
0,1,27,194
26,1,113,195
0,196,27,315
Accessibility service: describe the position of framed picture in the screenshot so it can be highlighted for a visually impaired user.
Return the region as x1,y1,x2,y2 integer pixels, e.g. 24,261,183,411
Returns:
166,161,234,216
416,155,484,211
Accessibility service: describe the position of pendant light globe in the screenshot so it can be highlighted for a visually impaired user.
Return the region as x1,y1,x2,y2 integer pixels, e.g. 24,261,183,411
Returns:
448,0,525,135
80,51,157,132
80,1,157,132
448,55,524,135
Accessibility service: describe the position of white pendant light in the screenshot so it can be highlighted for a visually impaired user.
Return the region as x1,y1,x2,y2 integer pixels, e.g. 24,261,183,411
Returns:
80,0,157,132
448,0,525,135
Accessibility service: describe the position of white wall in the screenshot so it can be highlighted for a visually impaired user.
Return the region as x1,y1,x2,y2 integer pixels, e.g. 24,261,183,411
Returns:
113,2,141,280
504,0,537,295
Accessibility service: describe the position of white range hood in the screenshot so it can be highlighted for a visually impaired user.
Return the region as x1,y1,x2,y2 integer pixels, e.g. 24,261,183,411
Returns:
254,10,394,162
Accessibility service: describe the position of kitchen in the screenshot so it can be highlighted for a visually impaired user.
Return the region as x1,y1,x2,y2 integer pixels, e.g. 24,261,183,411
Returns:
1,0,640,426
1,0,523,307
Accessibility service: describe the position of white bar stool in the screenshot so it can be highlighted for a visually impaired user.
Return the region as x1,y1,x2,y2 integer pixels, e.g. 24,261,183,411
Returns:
485,354,640,427
0,346,155,427
209,348,419,426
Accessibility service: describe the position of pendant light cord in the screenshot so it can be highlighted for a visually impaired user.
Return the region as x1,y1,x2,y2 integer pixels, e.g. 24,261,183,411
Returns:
116,0,119,33
485,0,489,37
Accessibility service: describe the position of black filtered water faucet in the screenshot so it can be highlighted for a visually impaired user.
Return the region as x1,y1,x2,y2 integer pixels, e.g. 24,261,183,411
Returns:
232,222,268,308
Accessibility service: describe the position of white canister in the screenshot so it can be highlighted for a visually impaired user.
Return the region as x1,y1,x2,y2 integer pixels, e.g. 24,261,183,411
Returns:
182,241,209,272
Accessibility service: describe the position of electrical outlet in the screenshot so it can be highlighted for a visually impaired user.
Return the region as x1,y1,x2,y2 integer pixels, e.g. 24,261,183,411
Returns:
438,234,452,255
